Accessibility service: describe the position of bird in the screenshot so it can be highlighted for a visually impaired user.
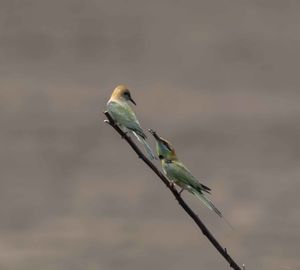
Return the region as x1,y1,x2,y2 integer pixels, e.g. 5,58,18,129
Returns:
107,85,155,160
149,129,229,222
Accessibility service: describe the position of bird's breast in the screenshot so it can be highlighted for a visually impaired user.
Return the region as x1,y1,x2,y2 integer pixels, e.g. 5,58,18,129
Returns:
162,161,174,178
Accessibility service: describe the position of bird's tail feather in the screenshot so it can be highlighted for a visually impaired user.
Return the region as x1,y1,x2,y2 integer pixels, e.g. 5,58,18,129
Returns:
192,190,222,217
133,131,156,160
191,190,234,229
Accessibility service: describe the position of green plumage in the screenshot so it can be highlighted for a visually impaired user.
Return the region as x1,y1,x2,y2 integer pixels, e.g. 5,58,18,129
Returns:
107,100,146,138
149,130,224,219
107,90,155,160
163,160,211,194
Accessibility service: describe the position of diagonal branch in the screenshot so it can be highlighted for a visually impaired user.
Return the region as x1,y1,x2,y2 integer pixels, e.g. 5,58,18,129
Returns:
104,111,242,270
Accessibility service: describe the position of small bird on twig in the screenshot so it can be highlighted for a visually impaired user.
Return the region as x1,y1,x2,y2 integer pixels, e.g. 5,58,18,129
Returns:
149,129,231,226
107,85,155,160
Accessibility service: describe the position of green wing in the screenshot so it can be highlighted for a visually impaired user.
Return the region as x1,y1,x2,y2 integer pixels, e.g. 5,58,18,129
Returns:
107,101,145,137
166,161,211,193
166,161,224,219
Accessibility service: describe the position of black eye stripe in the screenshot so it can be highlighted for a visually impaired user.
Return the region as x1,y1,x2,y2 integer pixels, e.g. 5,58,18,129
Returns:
161,140,172,151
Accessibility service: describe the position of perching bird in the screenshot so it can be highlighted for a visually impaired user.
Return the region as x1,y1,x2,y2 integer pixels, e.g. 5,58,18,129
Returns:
149,129,226,220
107,85,155,160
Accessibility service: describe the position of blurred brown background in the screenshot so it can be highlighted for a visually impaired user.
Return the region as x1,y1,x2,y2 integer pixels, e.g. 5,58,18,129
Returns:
1,0,300,269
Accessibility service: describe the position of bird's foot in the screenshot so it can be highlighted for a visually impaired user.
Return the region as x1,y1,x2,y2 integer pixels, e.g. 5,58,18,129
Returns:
121,131,129,139
169,181,176,189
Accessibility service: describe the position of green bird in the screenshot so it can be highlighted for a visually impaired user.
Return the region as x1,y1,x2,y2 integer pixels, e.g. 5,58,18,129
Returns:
107,85,155,159
149,129,227,220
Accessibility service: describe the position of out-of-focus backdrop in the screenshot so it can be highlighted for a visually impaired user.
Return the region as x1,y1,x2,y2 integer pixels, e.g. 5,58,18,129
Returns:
1,1,300,269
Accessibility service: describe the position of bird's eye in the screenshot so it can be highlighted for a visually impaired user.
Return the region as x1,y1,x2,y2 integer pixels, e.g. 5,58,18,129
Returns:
158,155,164,160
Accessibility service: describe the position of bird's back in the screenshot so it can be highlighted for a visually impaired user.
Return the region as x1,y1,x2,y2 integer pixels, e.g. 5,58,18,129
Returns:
107,100,144,134
163,160,211,193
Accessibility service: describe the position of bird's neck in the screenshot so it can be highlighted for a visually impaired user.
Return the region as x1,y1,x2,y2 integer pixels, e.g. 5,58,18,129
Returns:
162,156,178,164
109,96,127,104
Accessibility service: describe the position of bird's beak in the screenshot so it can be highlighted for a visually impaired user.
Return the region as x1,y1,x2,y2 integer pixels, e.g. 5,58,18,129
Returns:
148,129,160,141
129,96,136,105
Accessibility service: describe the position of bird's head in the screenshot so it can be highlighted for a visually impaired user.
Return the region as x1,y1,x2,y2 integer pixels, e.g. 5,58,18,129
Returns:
149,129,177,161
111,85,136,105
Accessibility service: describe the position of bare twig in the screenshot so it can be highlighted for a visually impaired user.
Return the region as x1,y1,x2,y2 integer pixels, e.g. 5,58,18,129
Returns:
104,111,242,270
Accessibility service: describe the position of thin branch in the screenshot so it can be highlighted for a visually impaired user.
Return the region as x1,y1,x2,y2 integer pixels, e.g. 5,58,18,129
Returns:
104,111,242,270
